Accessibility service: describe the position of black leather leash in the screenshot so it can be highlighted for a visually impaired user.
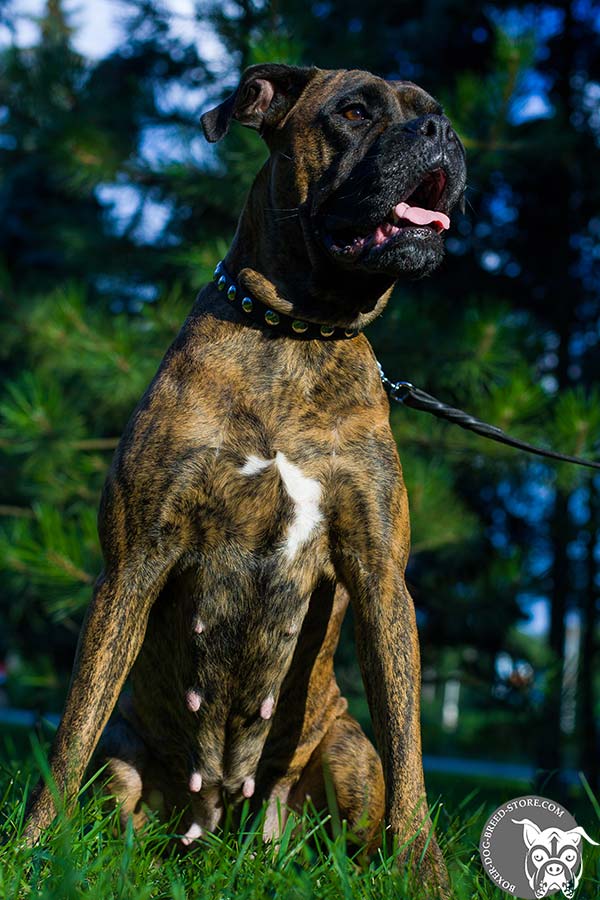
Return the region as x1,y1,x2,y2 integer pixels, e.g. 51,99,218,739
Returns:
213,260,599,471
377,363,600,471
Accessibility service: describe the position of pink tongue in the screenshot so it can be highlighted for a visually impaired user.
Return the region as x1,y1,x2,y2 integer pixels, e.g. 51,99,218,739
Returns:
394,202,450,231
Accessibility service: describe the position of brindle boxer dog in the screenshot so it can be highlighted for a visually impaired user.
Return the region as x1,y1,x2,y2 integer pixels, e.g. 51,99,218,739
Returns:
24,64,466,894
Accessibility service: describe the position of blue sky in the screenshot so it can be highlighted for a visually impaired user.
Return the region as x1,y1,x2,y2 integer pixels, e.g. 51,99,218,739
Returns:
1,0,225,65
3,0,126,57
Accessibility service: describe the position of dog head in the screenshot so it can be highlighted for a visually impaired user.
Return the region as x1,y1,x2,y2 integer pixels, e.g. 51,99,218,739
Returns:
201,64,466,284
513,818,599,898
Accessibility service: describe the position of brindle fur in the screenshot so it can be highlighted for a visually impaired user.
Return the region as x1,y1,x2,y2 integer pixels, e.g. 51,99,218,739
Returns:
24,64,467,897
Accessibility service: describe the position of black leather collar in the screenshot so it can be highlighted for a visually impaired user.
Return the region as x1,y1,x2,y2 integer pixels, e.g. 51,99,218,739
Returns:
213,261,360,341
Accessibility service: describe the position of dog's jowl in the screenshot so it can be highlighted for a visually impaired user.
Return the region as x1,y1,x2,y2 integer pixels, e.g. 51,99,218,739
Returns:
24,64,466,894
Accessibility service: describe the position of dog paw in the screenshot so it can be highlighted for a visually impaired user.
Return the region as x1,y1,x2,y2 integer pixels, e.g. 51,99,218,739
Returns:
397,833,450,899
21,786,58,846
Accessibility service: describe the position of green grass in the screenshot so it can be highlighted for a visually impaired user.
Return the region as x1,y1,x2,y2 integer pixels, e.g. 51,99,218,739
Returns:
1,744,600,899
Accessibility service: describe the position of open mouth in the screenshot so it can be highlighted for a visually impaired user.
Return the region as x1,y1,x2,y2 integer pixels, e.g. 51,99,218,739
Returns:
322,168,450,260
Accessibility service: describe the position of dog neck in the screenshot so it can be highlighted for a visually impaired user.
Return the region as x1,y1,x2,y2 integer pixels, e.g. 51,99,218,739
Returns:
223,163,396,332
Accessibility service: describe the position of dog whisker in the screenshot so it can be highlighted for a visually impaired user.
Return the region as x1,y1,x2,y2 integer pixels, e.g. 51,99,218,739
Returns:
465,195,477,214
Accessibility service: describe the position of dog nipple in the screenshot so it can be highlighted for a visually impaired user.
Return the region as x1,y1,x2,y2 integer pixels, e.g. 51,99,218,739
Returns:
186,690,202,713
181,821,203,845
189,771,203,793
242,777,255,799
193,616,205,635
260,695,275,720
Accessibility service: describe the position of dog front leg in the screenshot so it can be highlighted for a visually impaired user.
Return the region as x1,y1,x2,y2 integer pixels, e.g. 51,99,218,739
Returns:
342,555,448,895
23,561,170,843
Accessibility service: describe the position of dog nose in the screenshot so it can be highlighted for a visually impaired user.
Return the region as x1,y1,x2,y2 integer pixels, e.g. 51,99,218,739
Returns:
546,863,563,876
404,114,455,143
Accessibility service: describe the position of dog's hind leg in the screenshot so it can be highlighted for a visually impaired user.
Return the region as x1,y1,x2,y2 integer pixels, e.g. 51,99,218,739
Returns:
96,714,154,831
288,711,385,849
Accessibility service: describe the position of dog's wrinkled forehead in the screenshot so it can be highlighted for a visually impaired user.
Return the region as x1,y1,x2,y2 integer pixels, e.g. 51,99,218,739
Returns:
531,830,582,854
297,68,440,120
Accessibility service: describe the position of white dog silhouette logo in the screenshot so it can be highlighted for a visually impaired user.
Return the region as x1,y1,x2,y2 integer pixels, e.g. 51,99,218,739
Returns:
512,817,599,898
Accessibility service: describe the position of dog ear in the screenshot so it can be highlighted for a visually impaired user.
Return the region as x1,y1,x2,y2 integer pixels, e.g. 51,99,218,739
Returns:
563,826,600,846
512,818,542,849
201,64,318,143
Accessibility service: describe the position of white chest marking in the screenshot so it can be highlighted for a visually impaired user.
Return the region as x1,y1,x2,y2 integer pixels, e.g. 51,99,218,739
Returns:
239,455,274,476
239,451,322,559
274,452,322,559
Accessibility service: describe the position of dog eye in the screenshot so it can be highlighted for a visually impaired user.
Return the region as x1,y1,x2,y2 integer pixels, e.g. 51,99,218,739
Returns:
341,105,369,121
